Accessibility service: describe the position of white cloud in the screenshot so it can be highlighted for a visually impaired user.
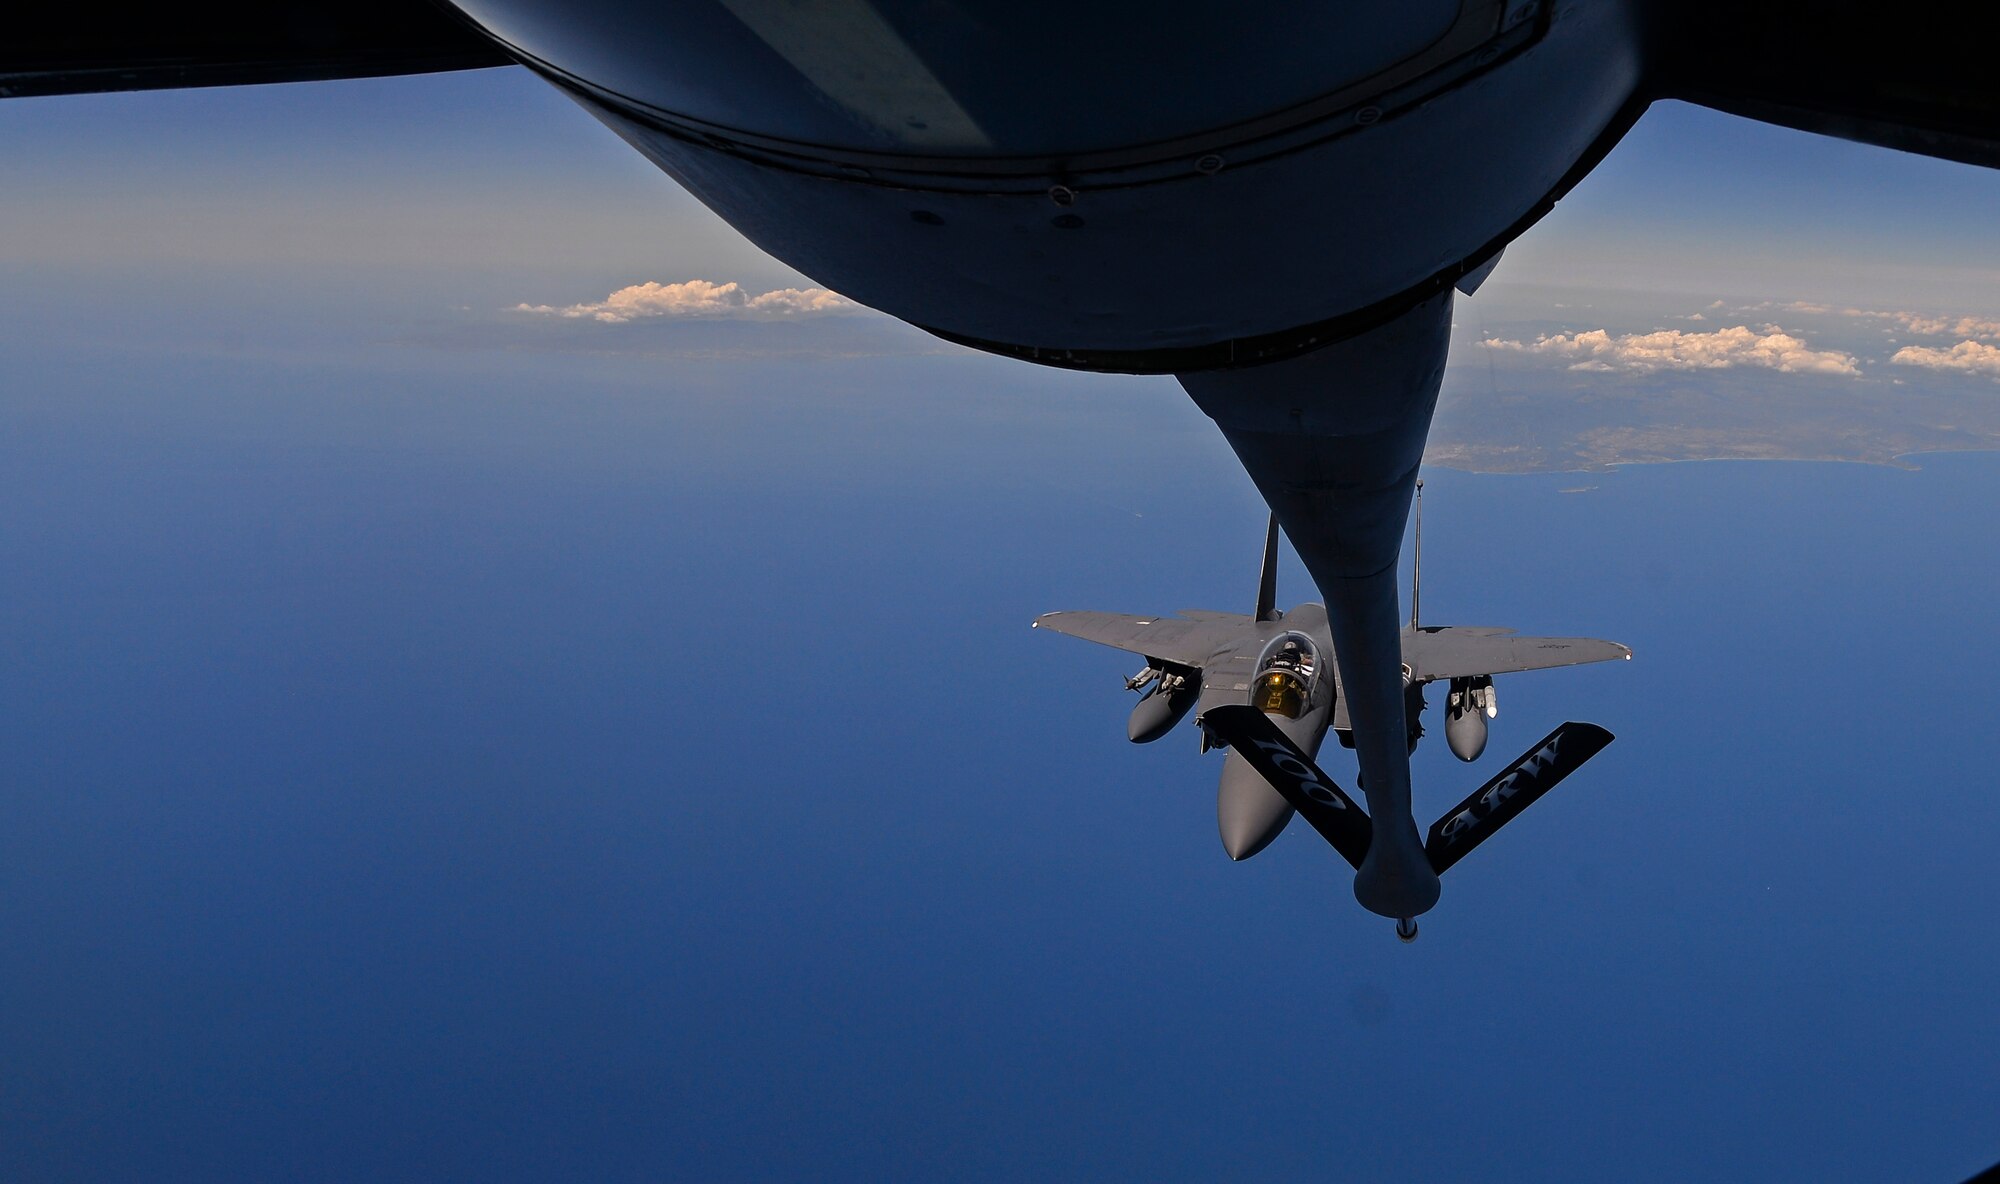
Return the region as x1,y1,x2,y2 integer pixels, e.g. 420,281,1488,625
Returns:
1481,325,1860,376
513,279,854,322
1776,301,2000,341
1884,313,2000,340
1890,340,2000,380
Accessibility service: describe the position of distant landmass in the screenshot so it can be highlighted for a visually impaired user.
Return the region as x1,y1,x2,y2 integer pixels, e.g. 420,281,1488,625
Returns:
1428,344,2000,474
478,281,2000,474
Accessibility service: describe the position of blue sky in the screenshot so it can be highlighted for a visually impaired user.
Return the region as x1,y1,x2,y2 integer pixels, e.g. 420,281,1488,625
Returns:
4,67,2000,1182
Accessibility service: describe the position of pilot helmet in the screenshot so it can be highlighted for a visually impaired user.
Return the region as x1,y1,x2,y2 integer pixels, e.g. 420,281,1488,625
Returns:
1254,669,1308,719
1252,630,1318,718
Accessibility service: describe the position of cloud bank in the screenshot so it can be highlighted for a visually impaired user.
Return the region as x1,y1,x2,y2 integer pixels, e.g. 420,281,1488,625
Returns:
514,279,854,323
1891,340,2000,380
1481,325,1860,376
1777,301,2000,342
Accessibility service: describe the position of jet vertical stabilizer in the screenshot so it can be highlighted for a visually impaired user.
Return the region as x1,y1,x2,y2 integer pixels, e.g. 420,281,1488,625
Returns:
1255,513,1282,623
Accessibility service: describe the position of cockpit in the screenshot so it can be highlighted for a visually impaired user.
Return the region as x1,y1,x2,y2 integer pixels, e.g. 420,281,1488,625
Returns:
1252,631,1321,720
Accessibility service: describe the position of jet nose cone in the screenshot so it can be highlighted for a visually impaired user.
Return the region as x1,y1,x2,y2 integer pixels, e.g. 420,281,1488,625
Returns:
1218,750,1296,860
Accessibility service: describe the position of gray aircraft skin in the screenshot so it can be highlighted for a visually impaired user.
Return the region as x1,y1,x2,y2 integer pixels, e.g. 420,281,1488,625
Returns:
7,3,1999,920
1035,506,1629,930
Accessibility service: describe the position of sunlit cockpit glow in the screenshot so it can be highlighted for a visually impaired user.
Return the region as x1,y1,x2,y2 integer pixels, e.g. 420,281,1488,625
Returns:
1252,631,1320,719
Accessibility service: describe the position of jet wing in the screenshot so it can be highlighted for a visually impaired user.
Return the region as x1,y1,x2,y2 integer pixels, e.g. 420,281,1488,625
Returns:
1031,611,1242,669
1172,609,1254,624
1403,626,1629,683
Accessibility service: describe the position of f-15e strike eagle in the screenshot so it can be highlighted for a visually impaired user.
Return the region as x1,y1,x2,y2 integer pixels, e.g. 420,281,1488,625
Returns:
1036,494,1628,940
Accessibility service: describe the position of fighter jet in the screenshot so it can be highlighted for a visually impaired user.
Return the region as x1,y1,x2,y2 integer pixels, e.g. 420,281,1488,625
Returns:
1035,493,1628,939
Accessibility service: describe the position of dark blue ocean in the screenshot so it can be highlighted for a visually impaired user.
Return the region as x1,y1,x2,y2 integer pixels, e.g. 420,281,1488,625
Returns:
5,335,1996,1181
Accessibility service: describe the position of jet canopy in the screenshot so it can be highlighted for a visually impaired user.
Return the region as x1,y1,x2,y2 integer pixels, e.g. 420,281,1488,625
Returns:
1252,631,1321,720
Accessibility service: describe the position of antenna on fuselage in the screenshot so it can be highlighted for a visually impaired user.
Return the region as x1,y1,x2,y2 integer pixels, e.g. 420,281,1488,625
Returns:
1411,478,1423,631
1255,511,1282,622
